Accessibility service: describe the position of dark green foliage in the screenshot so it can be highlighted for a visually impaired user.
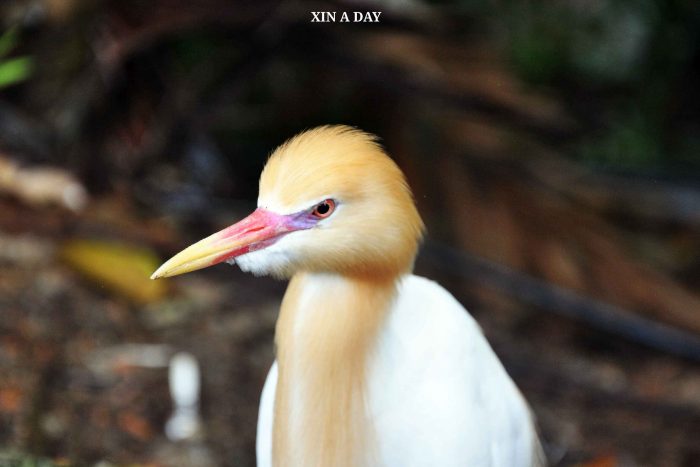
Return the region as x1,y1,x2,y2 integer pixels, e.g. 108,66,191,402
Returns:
0,26,33,89
501,0,700,172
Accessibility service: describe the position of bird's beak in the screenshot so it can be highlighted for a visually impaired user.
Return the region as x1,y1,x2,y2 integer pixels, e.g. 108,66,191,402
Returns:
151,208,292,279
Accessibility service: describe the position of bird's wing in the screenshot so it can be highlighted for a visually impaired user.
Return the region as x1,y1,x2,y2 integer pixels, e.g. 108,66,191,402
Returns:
256,361,277,467
367,274,540,467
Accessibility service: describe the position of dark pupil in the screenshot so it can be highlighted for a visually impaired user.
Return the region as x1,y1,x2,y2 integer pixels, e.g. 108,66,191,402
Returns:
316,202,330,215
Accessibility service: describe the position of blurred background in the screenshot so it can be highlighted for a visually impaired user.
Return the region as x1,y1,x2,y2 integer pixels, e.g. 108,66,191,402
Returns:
1,0,699,466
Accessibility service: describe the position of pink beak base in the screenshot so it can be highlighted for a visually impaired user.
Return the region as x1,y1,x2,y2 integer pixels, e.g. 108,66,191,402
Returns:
150,208,302,279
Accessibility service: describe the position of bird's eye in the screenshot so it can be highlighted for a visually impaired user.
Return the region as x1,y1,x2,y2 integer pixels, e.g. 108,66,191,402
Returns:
311,199,336,219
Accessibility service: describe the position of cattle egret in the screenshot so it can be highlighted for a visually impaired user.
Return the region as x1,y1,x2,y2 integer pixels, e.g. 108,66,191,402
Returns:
152,126,544,467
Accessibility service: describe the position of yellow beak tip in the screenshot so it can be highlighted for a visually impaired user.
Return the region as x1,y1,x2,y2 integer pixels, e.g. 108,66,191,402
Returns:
150,266,169,280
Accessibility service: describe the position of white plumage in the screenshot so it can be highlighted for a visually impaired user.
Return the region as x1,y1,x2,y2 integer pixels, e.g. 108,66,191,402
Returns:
256,274,541,467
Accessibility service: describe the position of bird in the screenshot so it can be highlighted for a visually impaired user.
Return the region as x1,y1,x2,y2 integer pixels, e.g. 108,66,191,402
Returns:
151,125,544,467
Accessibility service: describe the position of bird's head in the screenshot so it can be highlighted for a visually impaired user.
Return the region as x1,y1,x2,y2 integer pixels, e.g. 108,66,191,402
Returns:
151,126,424,281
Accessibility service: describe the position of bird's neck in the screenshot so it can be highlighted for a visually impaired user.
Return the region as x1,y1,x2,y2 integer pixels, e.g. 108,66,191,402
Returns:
272,271,398,467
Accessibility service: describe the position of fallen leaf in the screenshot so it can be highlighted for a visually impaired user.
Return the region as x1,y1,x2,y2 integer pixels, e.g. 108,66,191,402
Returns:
0,387,23,413
117,411,153,441
0,155,88,211
575,454,618,467
60,239,167,304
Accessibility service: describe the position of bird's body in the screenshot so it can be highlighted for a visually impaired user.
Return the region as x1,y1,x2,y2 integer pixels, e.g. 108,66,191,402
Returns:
257,274,539,467
152,126,543,467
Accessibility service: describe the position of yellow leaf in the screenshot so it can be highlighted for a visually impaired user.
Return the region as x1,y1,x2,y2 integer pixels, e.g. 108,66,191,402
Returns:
61,239,167,304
